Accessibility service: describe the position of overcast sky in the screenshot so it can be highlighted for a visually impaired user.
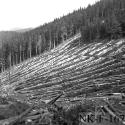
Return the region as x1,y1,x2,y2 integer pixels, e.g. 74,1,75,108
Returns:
0,0,99,31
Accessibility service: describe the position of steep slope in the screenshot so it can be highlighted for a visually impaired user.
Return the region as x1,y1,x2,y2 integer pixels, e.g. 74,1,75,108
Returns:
0,0,125,71
0,33,125,109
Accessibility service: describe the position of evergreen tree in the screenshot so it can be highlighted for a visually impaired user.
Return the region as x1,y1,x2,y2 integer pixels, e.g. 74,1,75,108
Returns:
107,14,122,39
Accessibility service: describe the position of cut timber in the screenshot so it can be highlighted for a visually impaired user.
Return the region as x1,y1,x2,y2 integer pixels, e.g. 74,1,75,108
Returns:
0,101,30,119
0,103,34,125
0,34,125,125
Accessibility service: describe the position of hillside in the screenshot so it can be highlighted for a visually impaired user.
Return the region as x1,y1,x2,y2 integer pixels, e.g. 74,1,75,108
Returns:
0,0,125,71
0,33,125,124
0,32,125,103
0,31,19,44
10,28,32,33
0,0,125,124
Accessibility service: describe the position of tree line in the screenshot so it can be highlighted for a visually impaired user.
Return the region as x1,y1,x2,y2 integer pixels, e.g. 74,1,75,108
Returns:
0,0,125,72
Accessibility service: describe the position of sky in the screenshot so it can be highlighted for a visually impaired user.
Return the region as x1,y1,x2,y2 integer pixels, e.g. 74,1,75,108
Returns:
0,0,99,31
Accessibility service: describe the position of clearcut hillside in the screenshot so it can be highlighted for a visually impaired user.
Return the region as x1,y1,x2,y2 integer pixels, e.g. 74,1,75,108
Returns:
0,33,125,109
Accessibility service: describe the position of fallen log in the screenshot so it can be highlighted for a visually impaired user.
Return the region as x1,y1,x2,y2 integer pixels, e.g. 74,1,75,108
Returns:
0,92,63,125
46,92,64,105
0,103,35,125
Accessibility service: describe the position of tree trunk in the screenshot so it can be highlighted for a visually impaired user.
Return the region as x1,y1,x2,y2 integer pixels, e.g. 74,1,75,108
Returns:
53,38,55,49
20,45,22,63
49,31,52,50
36,46,38,55
9,52,12,67
15,54,18,65
28,37,32,58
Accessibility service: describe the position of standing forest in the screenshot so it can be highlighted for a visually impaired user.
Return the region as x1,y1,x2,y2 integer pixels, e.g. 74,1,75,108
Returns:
0,0,125,72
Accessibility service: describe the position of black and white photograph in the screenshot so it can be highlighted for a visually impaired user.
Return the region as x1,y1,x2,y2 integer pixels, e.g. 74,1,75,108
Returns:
0,0,125,124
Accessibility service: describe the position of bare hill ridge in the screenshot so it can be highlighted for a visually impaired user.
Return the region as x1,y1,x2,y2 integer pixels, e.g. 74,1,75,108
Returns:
0,33,125,108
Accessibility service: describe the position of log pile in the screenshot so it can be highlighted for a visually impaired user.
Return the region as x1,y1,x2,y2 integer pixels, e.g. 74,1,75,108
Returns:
0,93,64,125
